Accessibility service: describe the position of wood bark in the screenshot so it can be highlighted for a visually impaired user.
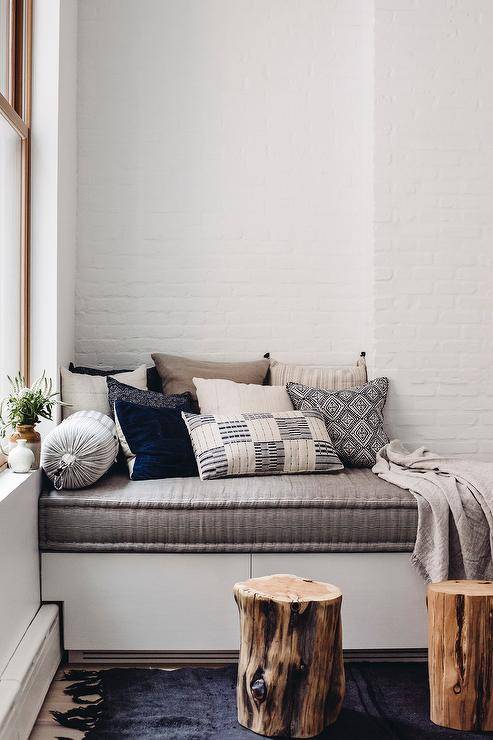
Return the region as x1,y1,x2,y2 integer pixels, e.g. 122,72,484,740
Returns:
234,573,345,738
428,579,493,732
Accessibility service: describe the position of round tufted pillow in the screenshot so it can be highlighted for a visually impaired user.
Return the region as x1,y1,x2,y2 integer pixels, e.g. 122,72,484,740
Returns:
42,410,118,490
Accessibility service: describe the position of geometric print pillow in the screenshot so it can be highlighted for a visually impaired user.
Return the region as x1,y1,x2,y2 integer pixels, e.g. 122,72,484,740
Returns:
181,410,343,480
287,377,389,468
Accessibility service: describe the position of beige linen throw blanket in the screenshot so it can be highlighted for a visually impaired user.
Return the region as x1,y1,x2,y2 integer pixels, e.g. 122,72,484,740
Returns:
373,440,493,582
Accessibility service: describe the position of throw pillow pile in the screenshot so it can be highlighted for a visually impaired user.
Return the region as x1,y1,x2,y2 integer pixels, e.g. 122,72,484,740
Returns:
49,352,388,487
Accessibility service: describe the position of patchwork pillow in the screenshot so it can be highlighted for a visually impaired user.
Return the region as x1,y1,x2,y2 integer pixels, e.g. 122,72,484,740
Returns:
182,410,343,481
41,410,118,490
193,377,293,415
287,377,389,467
151,353,270,401
114,401,198,481
107,376,192,411
269,354,367,390
69,363,163,393
61,365,148,418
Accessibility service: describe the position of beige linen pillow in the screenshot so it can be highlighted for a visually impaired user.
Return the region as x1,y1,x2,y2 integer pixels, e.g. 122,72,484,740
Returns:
61,365,148,417
193,377,293,415
151,353,269,401
269,355,367,390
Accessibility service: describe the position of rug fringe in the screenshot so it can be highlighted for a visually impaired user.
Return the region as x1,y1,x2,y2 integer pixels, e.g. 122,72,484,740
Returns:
63,669,101,681
51,670,104,737
64,676,103,704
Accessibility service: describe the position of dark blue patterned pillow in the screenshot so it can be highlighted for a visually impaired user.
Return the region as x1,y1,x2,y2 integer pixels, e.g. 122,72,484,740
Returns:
107,376,191,411
114,401,198,481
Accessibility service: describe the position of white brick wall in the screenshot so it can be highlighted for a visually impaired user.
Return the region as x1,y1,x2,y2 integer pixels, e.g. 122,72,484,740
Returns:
76,0,493,457
76,0,373,369
374,0,493,457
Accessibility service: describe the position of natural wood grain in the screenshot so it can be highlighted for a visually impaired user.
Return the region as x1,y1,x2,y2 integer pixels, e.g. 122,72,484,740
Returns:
20,132,30,380
21,0,32,380
428,580,493,732
13,0,23,115
24,0,32,127
0,90,28,138
0,0,31,380
8,0,16,105
234,573,345,738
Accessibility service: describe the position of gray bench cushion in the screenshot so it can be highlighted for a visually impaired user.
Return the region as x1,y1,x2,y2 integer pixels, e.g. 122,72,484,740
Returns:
39,468,417,553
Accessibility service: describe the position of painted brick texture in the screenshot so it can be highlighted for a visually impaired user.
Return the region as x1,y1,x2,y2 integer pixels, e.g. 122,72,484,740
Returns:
76,0,373,369
77,1,493,458
374,0,493,457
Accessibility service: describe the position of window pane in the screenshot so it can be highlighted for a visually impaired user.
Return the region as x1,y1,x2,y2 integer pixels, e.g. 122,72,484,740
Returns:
0,0,9,100
0,113,21,397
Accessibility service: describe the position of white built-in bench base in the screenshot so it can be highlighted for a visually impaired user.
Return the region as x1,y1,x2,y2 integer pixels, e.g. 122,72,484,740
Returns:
42,551,427,657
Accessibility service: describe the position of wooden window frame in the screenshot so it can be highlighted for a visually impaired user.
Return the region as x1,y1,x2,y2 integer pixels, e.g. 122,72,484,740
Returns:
0,0,32,382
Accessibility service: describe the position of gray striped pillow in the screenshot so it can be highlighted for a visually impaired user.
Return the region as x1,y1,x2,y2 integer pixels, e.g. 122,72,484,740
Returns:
41,411,118,490
182,410,343,481
269,355,367,390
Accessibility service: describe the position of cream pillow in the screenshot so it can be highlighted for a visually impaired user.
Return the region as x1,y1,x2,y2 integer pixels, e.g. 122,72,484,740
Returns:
193,377,293,415
61,365,148,417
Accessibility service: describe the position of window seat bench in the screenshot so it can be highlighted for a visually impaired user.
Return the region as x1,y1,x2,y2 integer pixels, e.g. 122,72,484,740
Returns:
39,469,427,658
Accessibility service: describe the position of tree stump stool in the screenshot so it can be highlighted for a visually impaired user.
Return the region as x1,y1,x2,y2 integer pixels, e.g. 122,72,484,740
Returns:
428,580,493,732
233,573,345,738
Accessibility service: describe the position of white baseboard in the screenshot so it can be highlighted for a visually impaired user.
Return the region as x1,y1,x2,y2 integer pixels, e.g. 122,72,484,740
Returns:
0,605,60,740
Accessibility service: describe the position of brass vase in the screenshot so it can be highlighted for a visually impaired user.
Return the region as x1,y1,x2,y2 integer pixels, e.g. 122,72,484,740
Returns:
9,424,41,470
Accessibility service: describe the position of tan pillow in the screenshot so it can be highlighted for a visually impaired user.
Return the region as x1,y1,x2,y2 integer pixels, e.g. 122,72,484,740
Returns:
151,353,269,401
193,377,293,415
61,365,148,417
269,355,367,390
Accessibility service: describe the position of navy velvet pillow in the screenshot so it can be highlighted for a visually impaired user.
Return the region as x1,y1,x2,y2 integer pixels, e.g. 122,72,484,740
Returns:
107,376,192,411
69,362,162,393
114,400,198,481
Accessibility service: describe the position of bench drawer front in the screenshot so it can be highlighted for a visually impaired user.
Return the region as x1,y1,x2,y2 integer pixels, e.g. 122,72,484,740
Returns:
252,553,427,650
42,553,248,651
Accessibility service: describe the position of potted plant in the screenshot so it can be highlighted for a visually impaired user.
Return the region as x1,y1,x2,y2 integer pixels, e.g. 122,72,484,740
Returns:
0,371,64,470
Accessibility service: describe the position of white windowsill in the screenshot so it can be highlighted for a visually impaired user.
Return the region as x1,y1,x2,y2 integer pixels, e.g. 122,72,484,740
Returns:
0,469,38,505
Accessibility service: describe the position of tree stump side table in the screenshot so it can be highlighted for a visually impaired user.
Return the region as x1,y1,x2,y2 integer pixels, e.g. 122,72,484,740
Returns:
233,573,345,739
428,580,493,732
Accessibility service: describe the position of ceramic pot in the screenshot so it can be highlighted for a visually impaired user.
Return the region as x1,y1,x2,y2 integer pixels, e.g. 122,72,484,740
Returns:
9,424,41,469
8,439,35,473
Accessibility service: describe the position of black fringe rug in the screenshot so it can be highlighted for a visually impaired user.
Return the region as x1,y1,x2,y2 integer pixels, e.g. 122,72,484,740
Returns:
53,663,487,739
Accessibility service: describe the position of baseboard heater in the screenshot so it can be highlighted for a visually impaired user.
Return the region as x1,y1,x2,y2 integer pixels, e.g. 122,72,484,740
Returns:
68,648,427,665
0,605,61,740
